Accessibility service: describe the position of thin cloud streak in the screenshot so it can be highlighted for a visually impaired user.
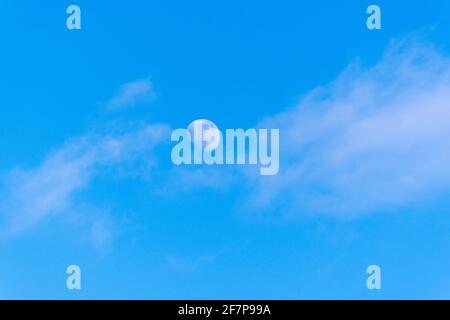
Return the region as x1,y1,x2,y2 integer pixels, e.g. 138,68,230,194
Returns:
106,78,156,109
245,39,450,217
0,123,169,235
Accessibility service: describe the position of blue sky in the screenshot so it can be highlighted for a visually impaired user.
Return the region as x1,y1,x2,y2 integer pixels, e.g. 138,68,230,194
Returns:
1,0,450,299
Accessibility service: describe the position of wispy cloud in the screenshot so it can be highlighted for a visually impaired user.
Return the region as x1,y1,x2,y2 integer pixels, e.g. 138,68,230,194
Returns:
106,78,156,109
0,123,169,236
87,211,115,250
166,254,218,273
245,39,450,217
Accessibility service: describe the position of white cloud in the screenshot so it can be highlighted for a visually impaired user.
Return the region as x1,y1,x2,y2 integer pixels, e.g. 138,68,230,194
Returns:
0,123,169,235
87,212,115,250
245,39,450,216
106,78,156,109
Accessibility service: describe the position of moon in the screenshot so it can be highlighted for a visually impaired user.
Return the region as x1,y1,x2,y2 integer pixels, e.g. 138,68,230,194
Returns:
187,119,221,152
